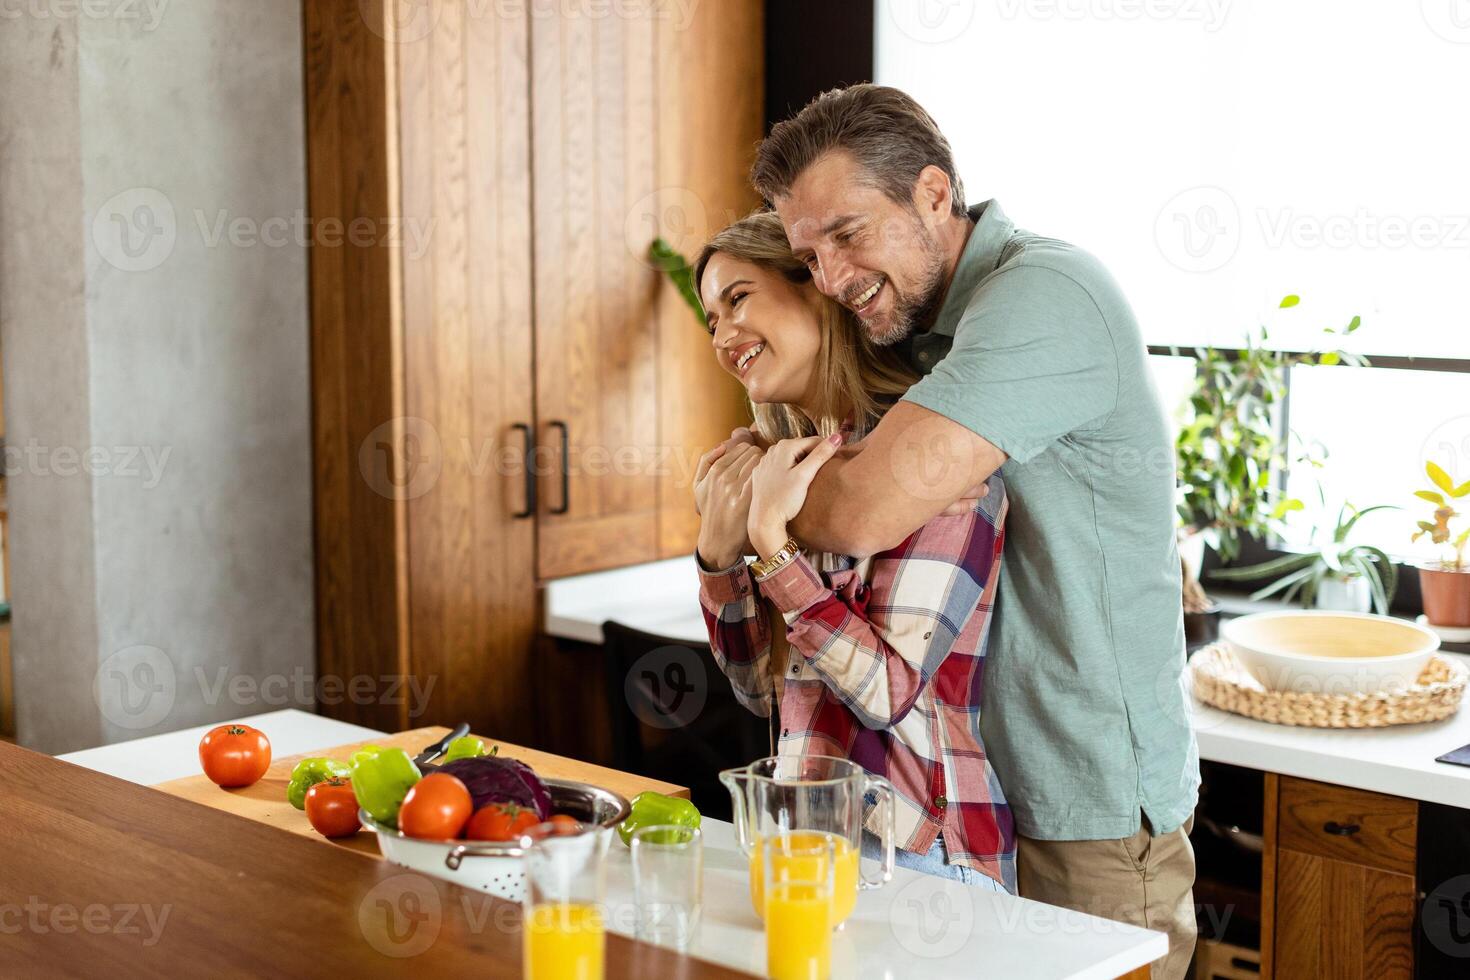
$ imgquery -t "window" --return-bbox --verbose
[877,0,1470,559]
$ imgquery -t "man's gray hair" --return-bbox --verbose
[752,84,966,218]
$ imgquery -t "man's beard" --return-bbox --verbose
[862,229,947,348]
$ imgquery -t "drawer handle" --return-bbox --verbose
[1323,821,1360,836]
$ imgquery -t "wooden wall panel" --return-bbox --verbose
[397,1,536,740]
[305,0,408,731]
[531,7,662,579]
[655,0,766,559]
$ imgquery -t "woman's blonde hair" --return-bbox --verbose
[692,211,918,442]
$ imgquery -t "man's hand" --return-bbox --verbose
[692,442,763,569]
[939,479,992,516]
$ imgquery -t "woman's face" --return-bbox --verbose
[700,252,823,406]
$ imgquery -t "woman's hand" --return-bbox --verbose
[748,434,843,557]
[693,441,764,569]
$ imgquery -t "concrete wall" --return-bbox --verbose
[0,1,314,753]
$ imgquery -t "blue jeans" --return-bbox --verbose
[862,833,1009,893]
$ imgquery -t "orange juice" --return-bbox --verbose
[523,902,604,980]
[749,832,858,925]
[765,881,832,980]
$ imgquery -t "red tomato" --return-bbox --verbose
[464,802,540,842]
[397,773,473,840]
[305,778,361,838]
[198,724,271,788]
[548,814,581,835]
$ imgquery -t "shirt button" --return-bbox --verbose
[791,665,800,674]
[934,795,948,808]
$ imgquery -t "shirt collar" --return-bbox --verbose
[929,199,1014,339]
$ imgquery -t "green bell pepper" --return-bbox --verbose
[286,757,350,810]
[616,791,701,846]
[350,747,421,827]
[443,736,494,762]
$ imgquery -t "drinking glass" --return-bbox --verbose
[630,824,703,951]
[763,832,836,980]
[521,822,611,980]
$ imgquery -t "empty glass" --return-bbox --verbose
[629,824,703,951]
[520,822,611,980]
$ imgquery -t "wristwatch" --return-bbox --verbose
[751,537,802,578]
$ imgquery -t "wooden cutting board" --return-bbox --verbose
[155,725,687,855]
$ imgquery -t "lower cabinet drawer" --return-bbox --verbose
[1277,776,1417,876]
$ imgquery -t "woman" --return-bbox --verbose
[690,211,1015,893]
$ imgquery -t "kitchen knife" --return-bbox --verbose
[413,722,471,769]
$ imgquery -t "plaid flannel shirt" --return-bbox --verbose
[698,475,1015,892]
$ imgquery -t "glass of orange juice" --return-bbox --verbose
[763,833,836,980]
[749,831,859,927]
[521,822,610,980]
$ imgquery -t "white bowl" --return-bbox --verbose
[361,778,629,902]
[1221,611,1440,695]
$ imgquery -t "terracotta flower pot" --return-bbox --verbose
[1420,565,1470,628]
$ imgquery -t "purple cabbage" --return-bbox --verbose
[435,756,552,820]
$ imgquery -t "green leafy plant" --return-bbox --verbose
[1211,500,1399,614]
[648,238,704,324]
[1413,460,1470,571]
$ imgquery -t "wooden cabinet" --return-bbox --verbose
[1262,774,1416,980]
[305,0,757,736]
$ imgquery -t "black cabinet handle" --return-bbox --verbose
[1323,821,1360,836]
[549,420,570,515]
[511,423,535,519]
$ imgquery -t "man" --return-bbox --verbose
[745,84,1200,978]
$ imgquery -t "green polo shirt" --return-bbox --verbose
[902,200,1199,841]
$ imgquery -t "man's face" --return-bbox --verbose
[775,150,948,346]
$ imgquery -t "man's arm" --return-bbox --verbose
[789,401,1007,556]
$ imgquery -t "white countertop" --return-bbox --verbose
[544,558,1470,809]
[57,709,1167,979]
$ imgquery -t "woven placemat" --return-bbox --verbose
[1189,642,1467,728]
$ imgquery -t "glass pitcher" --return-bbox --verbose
[720,755,895,926]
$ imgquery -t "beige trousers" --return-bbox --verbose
[1017,815,1197,980]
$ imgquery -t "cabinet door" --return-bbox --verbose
[395,1,538,739]
[1274,846,1414,980]
[530,8,661,578]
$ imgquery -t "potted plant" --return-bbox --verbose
[1413,460,1470,627]
[1172,295,1364,640]
[1210,501,1398,614]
